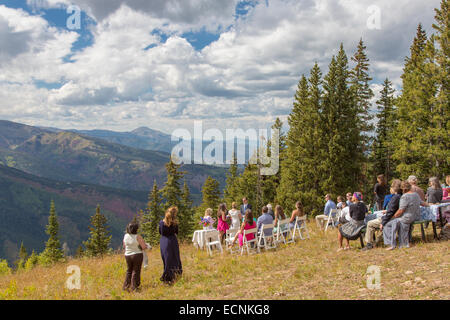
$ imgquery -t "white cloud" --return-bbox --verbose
[0,0,442,134]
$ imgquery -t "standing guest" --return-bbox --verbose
[346,193,353,206]
[240,197,252,216]
[159,207,182,284]
[443,175,450,201]
[316,194,337,230]
[426,177,443,204]
[257,206,274,236]
[217,203,230,243]
[374,174,387,211]
[228,209,257,248]
[227,202,242,230]
[123,222,148,292]
[383,181,429,250]
[267,204,275,219]
[337,196,346,210]
[363,179,402,251]
[289,201,305,230]
[337,192,367,252]
[408,175,426,201]
[273,205,287,234]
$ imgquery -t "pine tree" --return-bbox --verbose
[161,158,185,211]
[237,161,261,216]
[75,245,85,258]
[15,242,28,270]
[141,181,163,246]
[223,153,240,205]
[196,176,222,222]
[179,181,195,240]
[83,205,112,257]
[372,78,396,182]
[24,251,38,270]
[322,45,360,196]
[392,21,449,181]
[350,39,375,194]
[40,200,64,264]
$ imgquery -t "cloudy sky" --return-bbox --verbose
[0,0,441,135]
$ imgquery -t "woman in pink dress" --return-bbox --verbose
[216,203,229,243]
[228,209,257,248]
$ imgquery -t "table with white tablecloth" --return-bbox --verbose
[192,229,220,250]
[420,203,450,223]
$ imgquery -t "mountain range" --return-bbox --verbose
[0,119,229,264]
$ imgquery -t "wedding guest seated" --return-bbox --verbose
[426,177,443,204]
[408,175,425,201]
[273,205,287,234]
[338,201,350,225]
[363,179,402,251]
[383,193,394,210]
[267,203,275,219]
[316,194,337,230]
[228,209,257,249]
[346,193,353,206]
[257,206,274,237]
[337,192,367,252]
[337,196,345,210]
[289,201,305,230]
[443,175,450,201]
[383,181,429,250]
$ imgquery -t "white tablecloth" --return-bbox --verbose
[420,204,450,222]
[192,229,220,249]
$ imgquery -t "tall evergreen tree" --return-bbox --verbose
[196,176,222,222]
[83,205,112,257]
[372,78,396,182]
[15,242,28,270]
[350,39,375,194]
[141,180,163,246]
[392,21,449,181]
[40,200,64,264]
[223,153,240,205]
[322,45,360,196]
[161,158,185,210]
[179,181,195,240]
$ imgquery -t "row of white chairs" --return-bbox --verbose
[219,216,310,256]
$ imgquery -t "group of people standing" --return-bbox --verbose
[122,207,182,292]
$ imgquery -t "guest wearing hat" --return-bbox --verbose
[337,192,368,251]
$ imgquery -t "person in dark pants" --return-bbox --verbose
[159,206,183,285]
[123,223,148,292]
[374,174,387,211]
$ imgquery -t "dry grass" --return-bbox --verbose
[0,222,448,300]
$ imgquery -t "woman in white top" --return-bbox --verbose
[123,223,148,292]
[227,202,242,230]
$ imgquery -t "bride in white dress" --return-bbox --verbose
[227,202,242,230]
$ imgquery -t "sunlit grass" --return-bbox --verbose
[0,222,448,300]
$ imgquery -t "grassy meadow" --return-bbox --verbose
[0,222,448,300]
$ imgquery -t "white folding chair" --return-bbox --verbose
[258,224,277,251]
[225,228,239,254]
[292,216,310,240]
[325,209,339,232]
[275,219,294,245]
[205,230,223,256]
[241,228,260,255]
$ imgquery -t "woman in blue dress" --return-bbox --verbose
[159,206,182,284]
